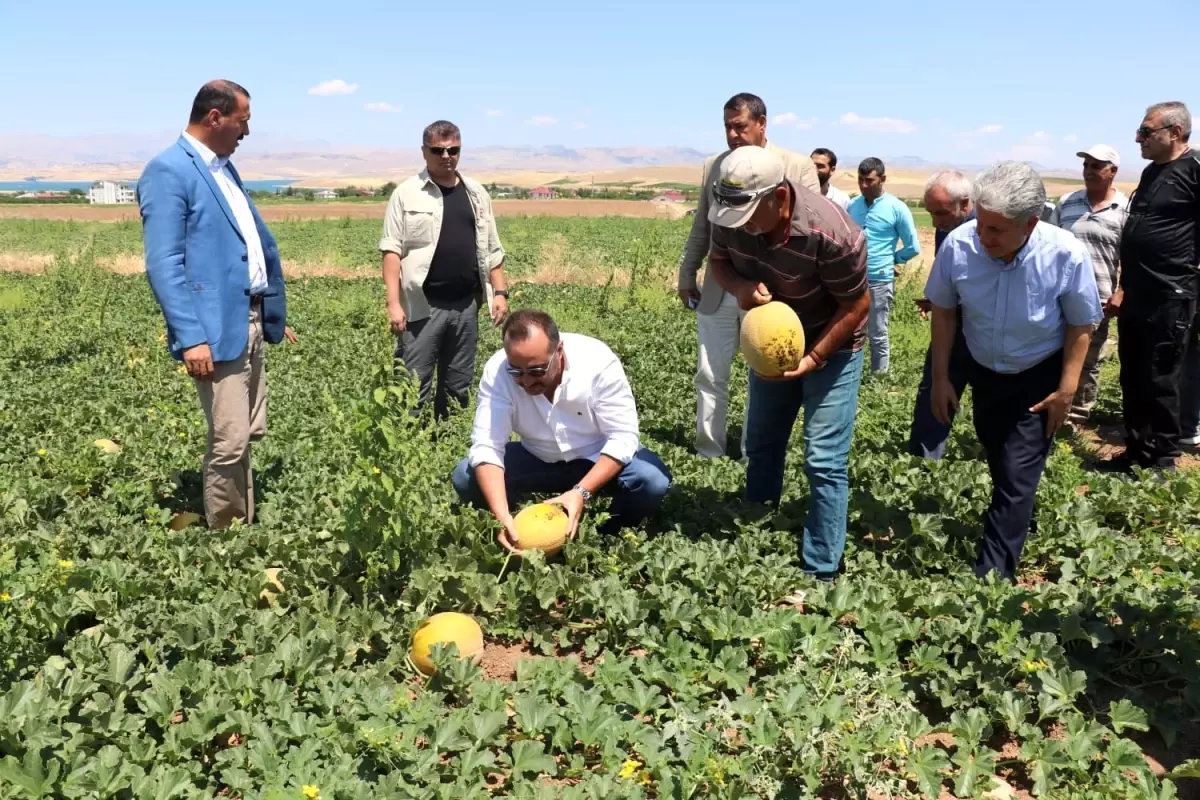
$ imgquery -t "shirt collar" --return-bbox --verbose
[182,131,226,170]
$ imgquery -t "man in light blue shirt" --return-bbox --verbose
[847,157,920,374]
[925,161,1101,582]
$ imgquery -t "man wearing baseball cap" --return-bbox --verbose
[1046,144,1129,431]
[706,145,870,586]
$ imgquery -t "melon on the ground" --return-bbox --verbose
[740,301,805,377]
[512,503,570,554]
[410,612,485,675]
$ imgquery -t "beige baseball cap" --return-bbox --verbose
[1076,144,1120,167]
[708,145,786,228]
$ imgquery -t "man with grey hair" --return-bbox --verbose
[380,120,510,420]
[908,169,975,459]
[926,161,1101,581]
[1103,101,1199,472]
[1046,145,1129,431]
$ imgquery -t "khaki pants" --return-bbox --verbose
[695,289,749,459]
[194,301,267,529]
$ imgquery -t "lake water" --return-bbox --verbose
[0,180,298,192]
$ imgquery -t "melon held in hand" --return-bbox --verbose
[512,502,570,555]
[740,301,805,377]
[409,612,485,675]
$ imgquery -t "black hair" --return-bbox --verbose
[811,147,837,167]
[503,309,560,349]
[723,93,766,120]
[858,157,886,177]
[189,80,250,124]
[423,120,461,145]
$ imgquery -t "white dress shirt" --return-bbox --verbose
[182,131,268,295]
[823,184,851,210]
[468,332,641,469]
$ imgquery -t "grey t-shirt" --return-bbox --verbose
[1048,189,1130,301]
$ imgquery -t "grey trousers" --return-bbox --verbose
[1067,317,1111,424]
[395,299,479,420]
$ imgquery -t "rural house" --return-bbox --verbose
[650,189,687,203]
[529,187,558,200]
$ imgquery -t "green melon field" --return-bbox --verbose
[1,217,1199,799]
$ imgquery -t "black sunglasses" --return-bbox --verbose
[428,146,461,156]
[1136,125,1171,138]
[711,179,778,207]
[505,350,559,379]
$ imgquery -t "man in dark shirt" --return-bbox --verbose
[707,145,870,585]
[380,120,510,420]
[1103,101,1199,471]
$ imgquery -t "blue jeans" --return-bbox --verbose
[745,348,865,579]
[867,281,894,374]
[451,442,672,533]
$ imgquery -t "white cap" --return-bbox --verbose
[1076,144,1120,167]
[708,145,786,228]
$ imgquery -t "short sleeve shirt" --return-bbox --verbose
[710,182,869,352]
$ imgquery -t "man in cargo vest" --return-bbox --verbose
[451,309,672,552]
[705,145,870,587]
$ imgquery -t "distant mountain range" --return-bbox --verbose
[0,132,1069,182]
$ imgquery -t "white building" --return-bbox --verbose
[88,180,136,205]
[313,189,338,199]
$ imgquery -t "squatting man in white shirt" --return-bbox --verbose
[451,309,672,552]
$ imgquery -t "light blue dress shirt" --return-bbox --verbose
[847,192,921,283]
[924,220,1103,374]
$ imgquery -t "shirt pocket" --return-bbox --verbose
[403,208,436,248]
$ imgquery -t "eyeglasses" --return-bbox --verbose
[505,350,558,379]
[1136,125,1170,138]
[711,179,778,207]
[427,146,461,156]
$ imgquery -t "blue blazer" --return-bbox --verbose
[137,135,287,363]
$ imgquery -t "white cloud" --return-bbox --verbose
[772,112,817,130]
[308,79,358,96]
[525,115,559,126]
[572,121,587,129]
[839,112,917,134]
[485,109,505,117]
[953,123,1003,140]
[1063,133,1079,143]
[364,102,401,113]
[977,124,1003,134]
[1009,131,1056,161]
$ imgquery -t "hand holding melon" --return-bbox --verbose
[740,301,808,380]
[499,502,571,555]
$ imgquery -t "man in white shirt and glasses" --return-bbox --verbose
[451,309,672,552]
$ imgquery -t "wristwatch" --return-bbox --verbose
[494,290,509,298]
[572,484,592,502]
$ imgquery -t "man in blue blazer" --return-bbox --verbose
[138,79,296,529]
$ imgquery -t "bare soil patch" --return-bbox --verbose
[0,198,693,223]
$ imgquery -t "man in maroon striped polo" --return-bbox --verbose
[706,145,870,584]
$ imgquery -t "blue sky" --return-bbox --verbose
[3,0,1199,169]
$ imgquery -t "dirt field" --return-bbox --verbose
[0,199,694,223]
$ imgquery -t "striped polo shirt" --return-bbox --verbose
[1048,189,1129,301]
[710,182,869,352]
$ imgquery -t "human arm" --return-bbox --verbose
[482,192,510,326]
[677,160,712,305]
[892,202,921,266]
[1031,249,1105,435]
[466,360,520,548]
[924,244,962,424]
[138,160,213,378]
[708,226,772,309]
[548,358,640,533]
[379,190,407,334]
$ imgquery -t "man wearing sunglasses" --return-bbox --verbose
[1101,101,1199,473]
[706,145,869,585]
[451,309,672,552]
[379,120,510,421]
[676,93,820,462]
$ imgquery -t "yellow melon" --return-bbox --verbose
[512,503,570,555]
[740,302,805,377]
[410,612,484,675]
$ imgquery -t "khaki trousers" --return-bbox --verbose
[695,289,749,460]
[194,301,267,529]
